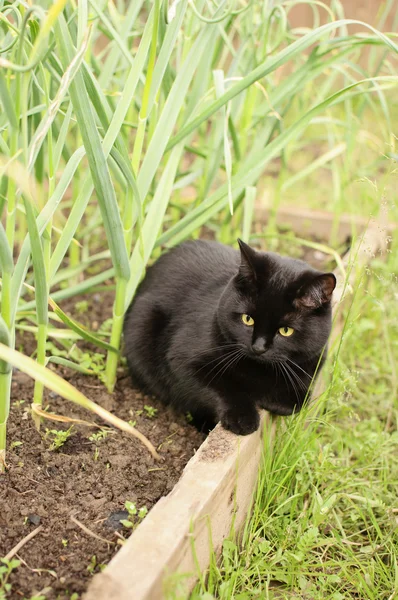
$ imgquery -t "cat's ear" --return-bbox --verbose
[237,239,257,285]
[294,273,336,309]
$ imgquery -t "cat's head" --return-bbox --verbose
[217,239,336,366]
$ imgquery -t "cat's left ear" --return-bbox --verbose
[295,273,336,309]
[237,239,257,285]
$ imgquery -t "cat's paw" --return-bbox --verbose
[221,409,260,436]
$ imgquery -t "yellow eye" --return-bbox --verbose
[241,314,254,326]
[279,326,294,337]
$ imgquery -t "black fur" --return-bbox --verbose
[123,240,336,435]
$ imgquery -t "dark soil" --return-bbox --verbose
[0,286,205,600]
[0,372,204,599]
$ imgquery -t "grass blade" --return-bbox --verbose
[48,298,118,353]
[125,145,184,308]
[242,186,256,243]
[55,14,130,281]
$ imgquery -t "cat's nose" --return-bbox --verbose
[252,338,267,355]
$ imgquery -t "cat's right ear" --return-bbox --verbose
[237,239,257,285]
[294,273,336,309]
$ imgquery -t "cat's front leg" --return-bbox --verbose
[220,403,260,436]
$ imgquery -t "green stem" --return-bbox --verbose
[147,94,159,143]
[1,272,12,330]
[0,369,11,472]
[6,142,18,252]
[105,0,160,392]
[131,116,147,174]
[33,323,47,429]
[0,270,12,470]
[68,139,81,286]
[33,71,53,426]
[5,29,22,251]
[240,84,256,157]
[122,188,134,253]
[105,277,127,392]
[0,68,15,470]
[131,0,160,172]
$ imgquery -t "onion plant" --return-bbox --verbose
[0,0,397,469]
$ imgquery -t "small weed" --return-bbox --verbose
[98,318,113,334]
[61,539,68,548]
[127,405,159,423]
[45,340,69,358]
[45,427,74,451]
[75,300,89,314]
[138,506,148,519]
[0,557,20,599]
[45,341,106,380]
[87,554,97,575]
[87,555,96,574]
[120,501,148,530]
[12,400,25,407]
[144,405,157,419]
[76,351,106,381]
[89,430,109,443]
[87,555,106,575]
[128,419,137,428]
[186,412,193,423]
[89,430,109,462]
[10,441,23,449]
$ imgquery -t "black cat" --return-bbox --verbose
[123,239,336,435]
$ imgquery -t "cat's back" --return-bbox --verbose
[136,240,238,300]
[123,240,238,400]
